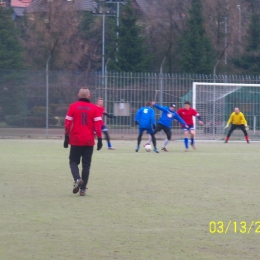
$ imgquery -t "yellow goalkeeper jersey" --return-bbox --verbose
[227,112,247,125]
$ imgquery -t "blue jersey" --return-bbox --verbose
[154,104,187,128]
[135,106,155,128]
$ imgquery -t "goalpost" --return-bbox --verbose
[191,82,260,140]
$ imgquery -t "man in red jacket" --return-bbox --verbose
[96,97,116,150]
[64,87,103,196]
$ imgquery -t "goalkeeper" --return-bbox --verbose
[224,107,249,143]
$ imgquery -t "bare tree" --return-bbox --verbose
[142,0,189,73]
[19,0,101,73]
[202,0,257,73]
[143,0,258,73]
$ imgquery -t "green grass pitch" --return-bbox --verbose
[1,139,260,260]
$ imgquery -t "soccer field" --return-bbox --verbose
[1,139,260,260]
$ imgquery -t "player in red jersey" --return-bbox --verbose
[64,87,103,196]
[177,101,203,151]
[96,97,116,150]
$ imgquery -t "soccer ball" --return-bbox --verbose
[144,144,152,152]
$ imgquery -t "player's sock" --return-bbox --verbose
[190,138,194,145]
[108,142,112,148]
[144,136,152,147]
[137,134,142,147]
[151,134,157,148]
[184,138,189,149]
[162,138,169,148]
[245,135,249,142]
[135,145,140,152]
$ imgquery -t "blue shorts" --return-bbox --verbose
[139,127,154,135]
[102,125,108,132]
[182,125,194,132]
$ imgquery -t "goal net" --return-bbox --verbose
[181,82,260,140]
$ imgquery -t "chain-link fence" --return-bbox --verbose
[1,69,260,140]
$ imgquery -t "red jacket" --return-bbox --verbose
[97,106,105,125]
[177,108,199,126]
[64,99,102,146]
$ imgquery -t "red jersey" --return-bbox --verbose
[177,108,200,126]
[64,99,102,146]
[97,106,105,125]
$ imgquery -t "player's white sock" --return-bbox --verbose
[148,135,152,144]
[162,138,169,148]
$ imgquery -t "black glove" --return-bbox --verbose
[104,113,116,119]
[153,124,156,130]
[135,121,139,125]
[97,138,103,151]
[63,135,69,148]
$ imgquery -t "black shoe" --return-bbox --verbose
[224,140,228,143]
[73,179,84,194]
[247,141,250,144]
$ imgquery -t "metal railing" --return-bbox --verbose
[1,69,260,140]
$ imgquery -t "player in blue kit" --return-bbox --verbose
[145,102,188,152]
[135,101,159,153]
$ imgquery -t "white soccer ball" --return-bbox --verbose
[144,144,152,152]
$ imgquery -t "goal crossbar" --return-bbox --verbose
[192,82,260,110]
[193,82,260,87]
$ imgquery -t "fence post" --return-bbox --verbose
[159,72,163,105]
[253,116,256,135]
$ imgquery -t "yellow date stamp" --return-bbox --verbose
[209,221,260,234]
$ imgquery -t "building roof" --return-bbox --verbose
[79,0,96,11]
[11,0,32,8]
[12,0,149,17]
[25,0,97,13]
[135,0,149,12]
[13,6,26,16]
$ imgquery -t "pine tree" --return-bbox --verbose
[233,14,260,75]
[0,7,24,69]
[110,2,150,72]
[177,0,215,74]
